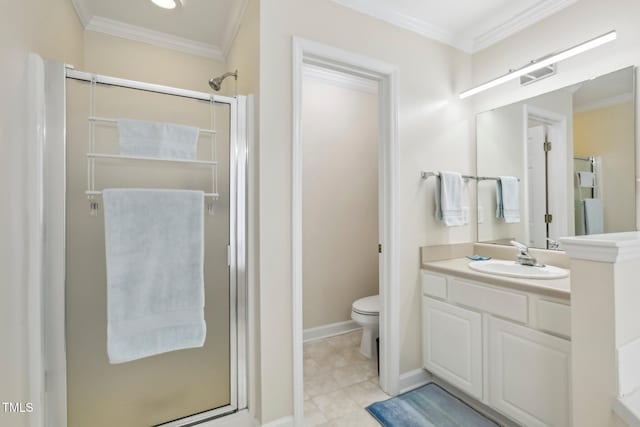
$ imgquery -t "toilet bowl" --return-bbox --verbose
[351,295,380,359]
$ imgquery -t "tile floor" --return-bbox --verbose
[303,330,388,426]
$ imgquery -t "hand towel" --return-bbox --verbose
[575,200,586,236]
[117,119,200,160]
[435,172,465,227]
[577,171,595,188]
[496,176,520,224]
[103,189,206,364]
[584,198,604,235]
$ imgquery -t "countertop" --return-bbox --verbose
[422,257,571,299]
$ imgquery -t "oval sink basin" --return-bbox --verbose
[468,259,569,280]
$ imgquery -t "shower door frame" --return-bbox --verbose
[42,61,248,427]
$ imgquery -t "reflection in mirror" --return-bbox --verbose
[477,67,636,250]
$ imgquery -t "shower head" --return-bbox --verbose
[209,70,238,92]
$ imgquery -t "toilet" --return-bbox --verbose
[351,295,380,359]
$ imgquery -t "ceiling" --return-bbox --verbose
[332,0,579,53]
[572,67,634,112]
[71,0,578,61]
[71,0,248,60]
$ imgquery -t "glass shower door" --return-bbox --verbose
[64,78,240,427]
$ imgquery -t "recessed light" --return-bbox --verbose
[150,0,180,9]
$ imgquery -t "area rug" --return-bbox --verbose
[366,383,499,426]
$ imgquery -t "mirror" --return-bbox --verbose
[476,67,636,249]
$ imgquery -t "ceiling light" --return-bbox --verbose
[459,30,617,99]
[150,0,181,9]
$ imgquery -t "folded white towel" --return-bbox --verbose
[496,176,520,224]
[577,171,595,188]
[103,189,206,364]
[584,198,604,235]
[117,119,200,160]
[435,172,465,227]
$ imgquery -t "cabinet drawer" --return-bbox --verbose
[449,279,528,323]
[536,299,571,338]
[421,272,447,300]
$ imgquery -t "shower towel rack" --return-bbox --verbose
[88,116,217,135]
[84,75,221,216]
[421,171,520,182]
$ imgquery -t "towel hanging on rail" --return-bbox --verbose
[103,188,206,363]
[496,176,520,223]
[435,171,465,227]
[117,119,200,160]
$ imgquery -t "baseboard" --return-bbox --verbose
[261,415,294,427]
[399,368,432,393]
[197,410,258,427]
[303,320,361,343]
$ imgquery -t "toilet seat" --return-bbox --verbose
[352,295,380,316]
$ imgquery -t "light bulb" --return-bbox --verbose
[150,0,178,9]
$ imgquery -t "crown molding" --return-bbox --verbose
[332,0,578,54]
[221,0,248,58]
[86,16,224,61]
[303,64,378,94]
[331,0,469,52]
[471,0,579,52]
[560,232,640,263]
[574,92,633,113]
[70,0,92,27]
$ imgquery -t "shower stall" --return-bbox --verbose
[42,61,248,427]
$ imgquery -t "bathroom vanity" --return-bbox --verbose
[421,258,571,427]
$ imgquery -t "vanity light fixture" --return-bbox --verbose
[459,30,617,99]
[150,0,182,9]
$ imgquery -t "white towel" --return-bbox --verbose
[435,172,465,227]
[103,189,206,364]
[575,200,586,235]
[496,176,520,224]
[577,171,595,188]
[117,119,200,160]
[584,198,604,235]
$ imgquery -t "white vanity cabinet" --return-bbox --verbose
[423,297,483,399]
[421,270,572,427]
[489,316,571,427]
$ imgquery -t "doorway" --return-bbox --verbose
[292,38,400,426]
[525,105,569,249]
[300,63,384,424]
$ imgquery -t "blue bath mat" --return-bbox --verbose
[366,383,499,427]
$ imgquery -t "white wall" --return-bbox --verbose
[470,0,640,229]
[0,1,84,426]
[302,75,379,330]
[258,0,473,421]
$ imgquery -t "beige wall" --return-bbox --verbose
[0,1,83,426]
[574,102,636,233]
[258,0,473,421]
[302,76,379,329]
[470,0,640,229]
[83,32,226,93]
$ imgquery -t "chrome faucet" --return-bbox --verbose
[510,240,542,267]
[547,238,561,250]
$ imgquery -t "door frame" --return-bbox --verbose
[42,61,249,426]
[524,105,570,247]
[291,37,400,426]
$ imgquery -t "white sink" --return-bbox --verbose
[468,259,569,280]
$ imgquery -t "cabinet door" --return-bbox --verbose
[423,297,483,399]
[489,316,571,427]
